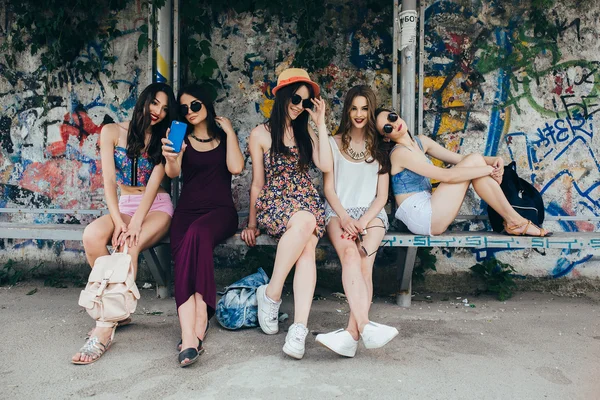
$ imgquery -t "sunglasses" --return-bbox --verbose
[179,100,203,116]
[291,94,314,109]
[356,225,386,257]
[382,112,399,134]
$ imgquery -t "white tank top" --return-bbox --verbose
[327,135,380,210]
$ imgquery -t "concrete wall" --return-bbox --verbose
[1,0,599,287]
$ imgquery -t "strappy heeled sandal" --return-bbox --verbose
[178,339,204,368]
[177,320,210,351]
[72,322,117,365]
[503,220,552,237]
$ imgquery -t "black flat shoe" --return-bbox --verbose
[178,340,204,368]
[178,347,199,368]
[177,320,210,351]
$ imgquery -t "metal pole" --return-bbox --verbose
[147,2,154,84]
[156,0,172,83]
[418,0,425,136]
[171,0,181,209]
[400,0,417,134]
[173,0,180,93]
[392,0,400,111]
[155,0,174,298]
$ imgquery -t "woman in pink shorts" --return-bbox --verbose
[72,83,177,365]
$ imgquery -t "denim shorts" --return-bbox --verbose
[394,191,432,236]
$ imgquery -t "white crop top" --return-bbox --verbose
[326,135,380,210]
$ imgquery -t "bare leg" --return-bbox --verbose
[178,295,198,364]
[343,218,386,340]
[430,154,482,234]
[328,220,369,340]
[82,214,129,267]
[265,211,317,302]
[73,211,171,363]
[431,153,543,235]
[194,293,209,340]
[291,234,319,326]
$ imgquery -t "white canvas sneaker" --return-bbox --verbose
[283,323,309,359]
[256,285,281,335]
[315,329,358,357]
[360,321,399,349]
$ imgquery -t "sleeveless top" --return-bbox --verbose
[326,136,380,209]
[176,137,235,212]
[114,147,154,186]
[391,136,433,195]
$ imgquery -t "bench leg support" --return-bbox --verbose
[142,246,170,299]
[396,247,417,308]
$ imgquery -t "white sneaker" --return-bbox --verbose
[283,323,309,359]
[315,329,358,357]
[360,322,399,349]
[256,285,281,335]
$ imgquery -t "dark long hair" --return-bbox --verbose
[267,82,314,171]
[126,82,176,165]
[375,107,414,142]
[338,86,390,174]
[177,84,225,141]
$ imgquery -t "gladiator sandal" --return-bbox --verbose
[72,322,117,365]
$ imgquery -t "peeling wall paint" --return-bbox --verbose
[1,0,599,284]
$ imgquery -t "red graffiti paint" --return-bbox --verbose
[60,111,103,147]
[19,160,69,198]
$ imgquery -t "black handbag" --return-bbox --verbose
[487,161,545,233]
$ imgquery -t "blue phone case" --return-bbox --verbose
[169,121,187,153]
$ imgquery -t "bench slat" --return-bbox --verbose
[0,223,598,249]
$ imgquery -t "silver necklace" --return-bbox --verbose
[346,141,366,161]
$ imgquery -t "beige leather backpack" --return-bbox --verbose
[78,245,140,322]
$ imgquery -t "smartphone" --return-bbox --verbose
[168,121,187,153]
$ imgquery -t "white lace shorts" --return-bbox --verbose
[394,191,432,236]
[324,203,389,231]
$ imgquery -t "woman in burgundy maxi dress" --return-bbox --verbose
[171,135,238,319]
[163,84,244,367]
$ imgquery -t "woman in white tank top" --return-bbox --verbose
[316,86,399,357]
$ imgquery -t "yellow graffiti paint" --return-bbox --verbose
[260,98,274,118]
[157,52,170,82]
[424,76,445,91]
[438,114,465,136]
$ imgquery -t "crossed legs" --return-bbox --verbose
[430,154,545,235]
[327,217,385,340]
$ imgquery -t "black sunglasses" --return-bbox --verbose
[180,100,203,116]
[291,94,313,109]
[382,112,399,134]
[356,225,386,257]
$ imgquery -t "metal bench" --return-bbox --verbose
[0,209,172,298]
[1,209,598,307]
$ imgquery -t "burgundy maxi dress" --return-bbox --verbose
[171,136,238,318]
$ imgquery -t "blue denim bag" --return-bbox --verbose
[216,268,270,330]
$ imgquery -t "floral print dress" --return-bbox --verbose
[256,147,325,239]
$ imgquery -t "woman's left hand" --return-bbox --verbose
[122,219,142,248]
[491,157,504,184]
[306,97,327,129]
[215,116,236,136]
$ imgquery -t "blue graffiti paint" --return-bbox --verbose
[552,253,593,278]
[484,29,511,156]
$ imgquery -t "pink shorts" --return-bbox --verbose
[118,193,174,217]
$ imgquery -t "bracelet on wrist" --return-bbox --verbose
[247,225,257,229]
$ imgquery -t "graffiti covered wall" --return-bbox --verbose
[420,0,600,279]
[1,0,599,284]
[0,1,148,264]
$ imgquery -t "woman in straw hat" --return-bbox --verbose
[241,68,333,359]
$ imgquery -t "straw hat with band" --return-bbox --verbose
[272,68,320,98]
